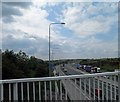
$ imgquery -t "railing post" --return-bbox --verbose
[0,83,3,101]
[13,83,18,101]
[93,78,95,100]
[79,79,81,100]
[118,71,120,102]
[9,84,11,100]
[21,83,23,101]
[60,80,62,100]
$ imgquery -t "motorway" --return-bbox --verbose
[62,64,118,86]
[63,64,85,75]
[56,64,119,100]
[56,65,89,100]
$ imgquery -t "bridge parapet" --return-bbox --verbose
[0,70,119,101]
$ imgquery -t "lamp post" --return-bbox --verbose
[49,22,65,76]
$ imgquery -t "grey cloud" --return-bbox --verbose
[2,3,23,23]
[2,4,23,17]
[2,2,32,23]
[2,34,49,59]
[3,16,15,23]
[3,2,32,9]
[2,35,33,50]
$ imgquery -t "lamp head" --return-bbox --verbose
[61,22,65,24]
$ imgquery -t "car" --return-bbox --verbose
[62,66,64,68]
[85,66,91,72]
[92,67,101,73]
[63,68,67,72]
[95,88,102,97]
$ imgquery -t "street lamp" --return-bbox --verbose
[49,22,65,76]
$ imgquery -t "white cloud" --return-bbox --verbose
[2,2,69,59]
[61,2,118,38]
[2,2,118,59]
[58,36,118,59]
[32,0,60,9]
[2,2,50,59]
[11,6,50,39]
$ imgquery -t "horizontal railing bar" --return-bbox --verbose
[0,71,119,84]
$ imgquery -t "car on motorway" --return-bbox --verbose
[85,66,92,72]
[61,66,65,70]
[82,65,86,70]
[91,67,101,73]
[95,88,102,98]
[61,66,67,72]
[63,68,67,72]
[76,64,82,69]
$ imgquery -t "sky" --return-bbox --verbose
[1,1,119,60]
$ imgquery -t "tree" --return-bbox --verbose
[2,49,49,79]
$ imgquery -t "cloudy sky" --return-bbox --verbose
[1,1,119,60]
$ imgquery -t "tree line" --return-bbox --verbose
[2,50,49,80]
[79,58,119,72]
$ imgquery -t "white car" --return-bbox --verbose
[63,68,67,72]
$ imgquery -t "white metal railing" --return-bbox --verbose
[0,71,119,101]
